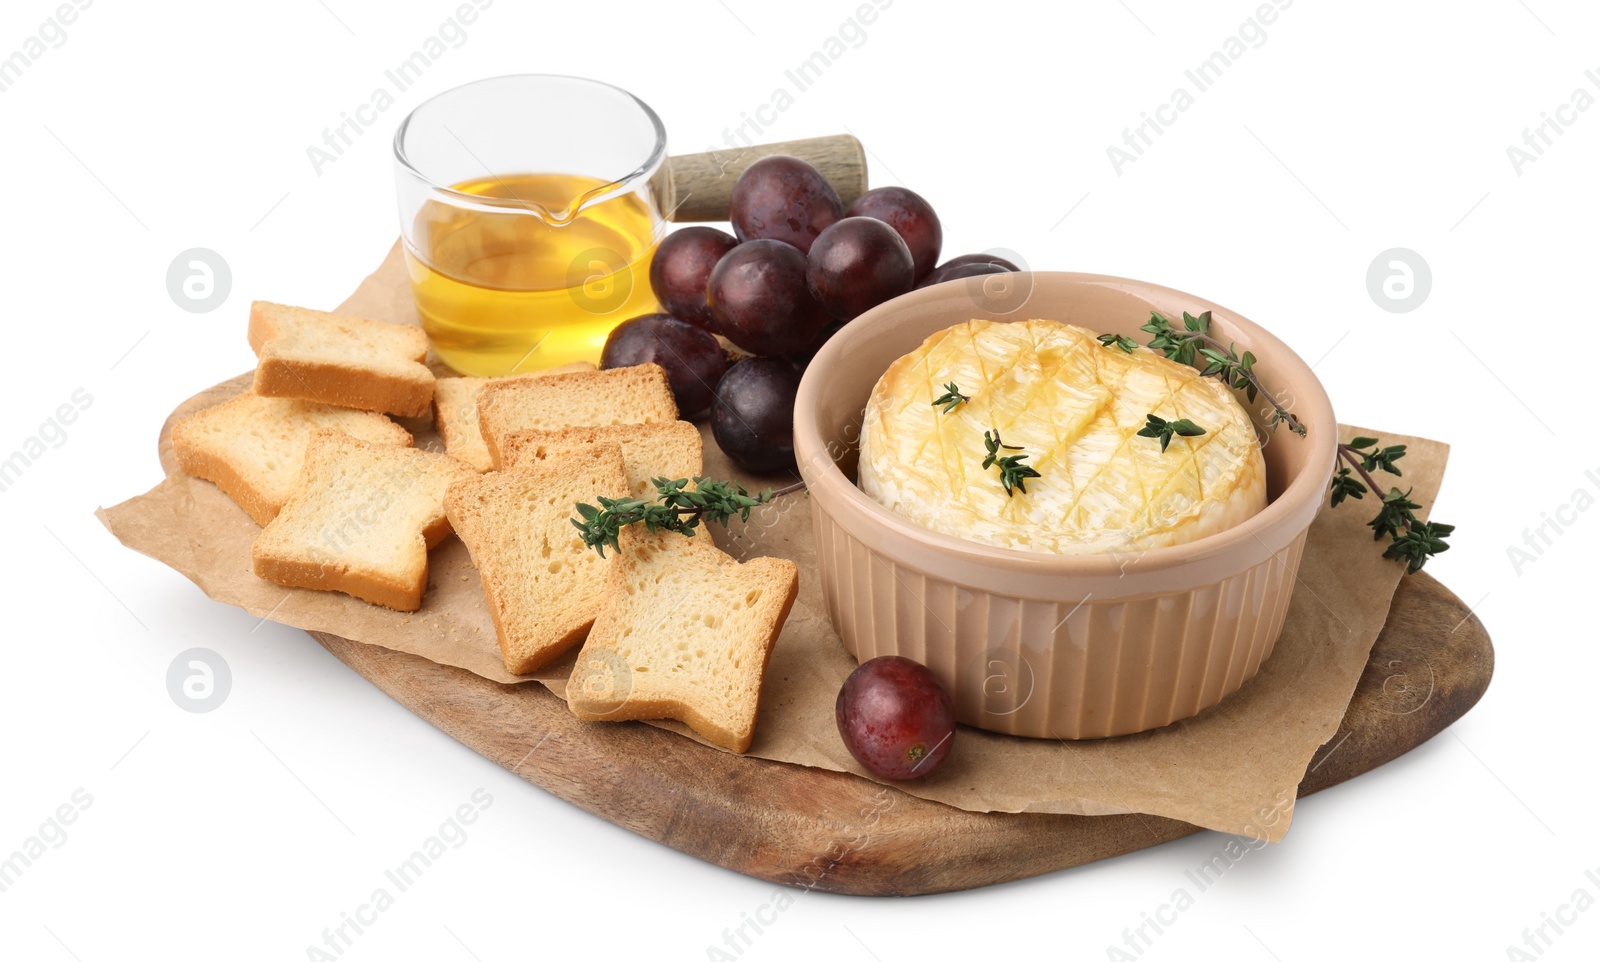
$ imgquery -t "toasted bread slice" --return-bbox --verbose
[172,392,413,525]
[444,445,631,674]
[565,527,799,753]
[251,432,473,611]
[248,301,435,417]
[433,362,595,472]
[499,421,703,500]
[476,364,678,469]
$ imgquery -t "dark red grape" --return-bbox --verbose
[845,186,943,280]
[711,357,800,473]
[918,252,1022,289]
[648,226,737,330]
[706,239,830,356]
[805,217,915,321]
[915,260,1010,289]
[600,313,727,417]
[728,155,842,254]
[788,319,846,366]
[941,252,1021,272]
[835,656,955,781]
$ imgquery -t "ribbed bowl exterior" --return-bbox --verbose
[793,272,1338,740]
[812,499,1310,738]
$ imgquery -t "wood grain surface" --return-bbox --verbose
[307,570,1490,897]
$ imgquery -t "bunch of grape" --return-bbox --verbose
[600,155,1020,474]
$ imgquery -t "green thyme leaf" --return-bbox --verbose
[1097,332,1140,354]
[981,428,1041,496]
[932,382,971,414]
[1136,413,1208,452]
[572,477,803,558]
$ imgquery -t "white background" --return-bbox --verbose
[3,0,1593,958]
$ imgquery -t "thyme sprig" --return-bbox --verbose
[932,381,970,414]
[1329,437,1453,573]
[573,476,806,558]
[1140,310,1307,437]
[1137,414,1207,452]
[1096,332,1140,353]
[981,429,1041,496]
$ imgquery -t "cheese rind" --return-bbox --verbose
[858,319,1267,555]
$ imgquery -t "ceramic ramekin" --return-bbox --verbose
[793,272,1338,739]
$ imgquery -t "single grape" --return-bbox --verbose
[939,252,1022,273]
[600,313,727,417]
[918,252,1022,288]
[788,319,847,367]
[707,239,830,356]
[914,260,1010,289]
[845,186,943,281]
[728,155,843,254]
[711,357,800,473]
[835,656,955,781]
[805,217,915,321]
[648,226,737,330]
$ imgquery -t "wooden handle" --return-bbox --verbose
[655,134,868,223]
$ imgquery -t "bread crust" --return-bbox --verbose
[170,392,412,526]
[477,363,678,469]
[251,551,424,612]
[444,445,631,674]
[250,431,471,612]
[173,435,278,526]
[254,356,433,419]
[565,528,800,753]
[433,363,596,473]
[499,421,703,499]
[248,301,434,417]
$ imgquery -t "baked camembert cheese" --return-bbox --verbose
[858,318,1267,554]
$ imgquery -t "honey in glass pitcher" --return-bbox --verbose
[394,77,668,376]
[404,173,660,374]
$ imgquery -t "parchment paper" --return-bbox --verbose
[98,244,1450,841]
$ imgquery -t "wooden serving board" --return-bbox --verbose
[308,571,1490,896]
[143,374,1491,895]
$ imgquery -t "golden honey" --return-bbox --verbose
[404,173,660,376]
